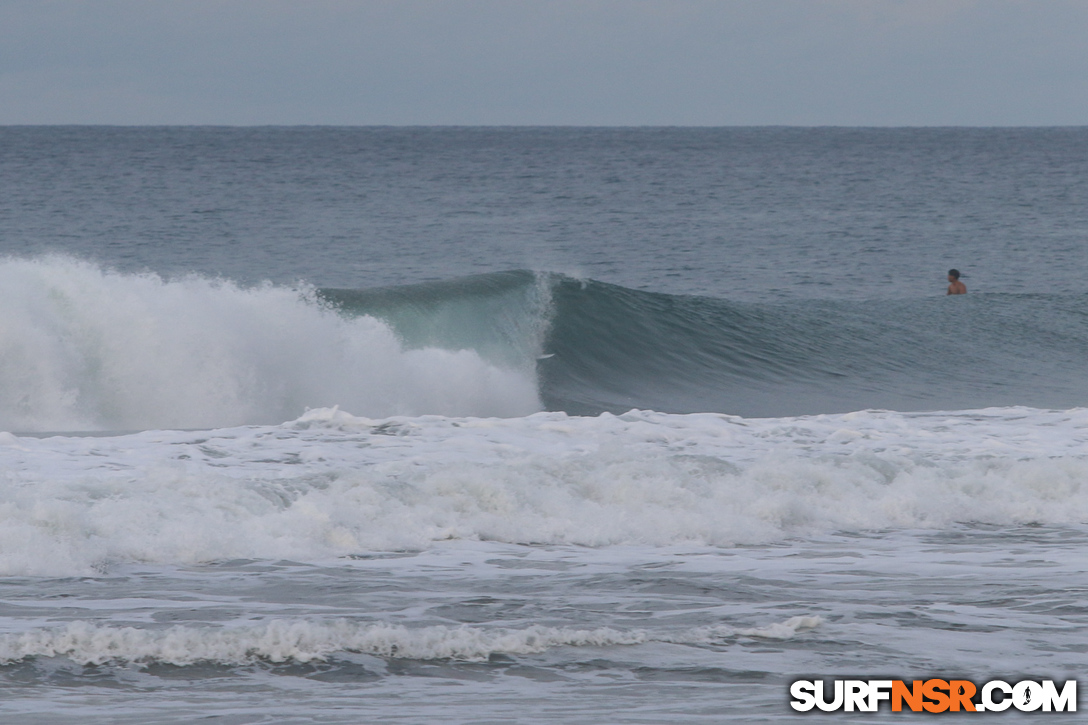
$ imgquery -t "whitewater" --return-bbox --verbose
[3,402,1088,577]
[0,257,540,432]
[2,126,1087,723]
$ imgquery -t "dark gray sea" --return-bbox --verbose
[0,127,1085,722]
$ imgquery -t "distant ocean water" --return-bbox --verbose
[1,127,1086,723]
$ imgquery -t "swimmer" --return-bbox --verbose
[947,269,966,295]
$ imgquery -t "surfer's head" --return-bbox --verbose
[947,269,960,280]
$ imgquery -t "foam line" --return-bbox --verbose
[0,616,822,666]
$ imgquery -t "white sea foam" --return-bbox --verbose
[0,406,1086,576]
[0,256,539,431]
[0,616,822,666]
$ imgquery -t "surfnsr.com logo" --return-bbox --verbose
[790,679,1076,713]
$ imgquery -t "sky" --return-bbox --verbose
[1,0,1087,126]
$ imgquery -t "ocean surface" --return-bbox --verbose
[0,127,1086,722]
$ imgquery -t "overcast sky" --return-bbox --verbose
[2,0,1087,126]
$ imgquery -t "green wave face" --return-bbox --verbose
[322,272,1088,417]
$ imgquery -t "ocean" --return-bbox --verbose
[0,127,1086,722]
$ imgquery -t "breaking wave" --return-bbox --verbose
[2,255,1087,432]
